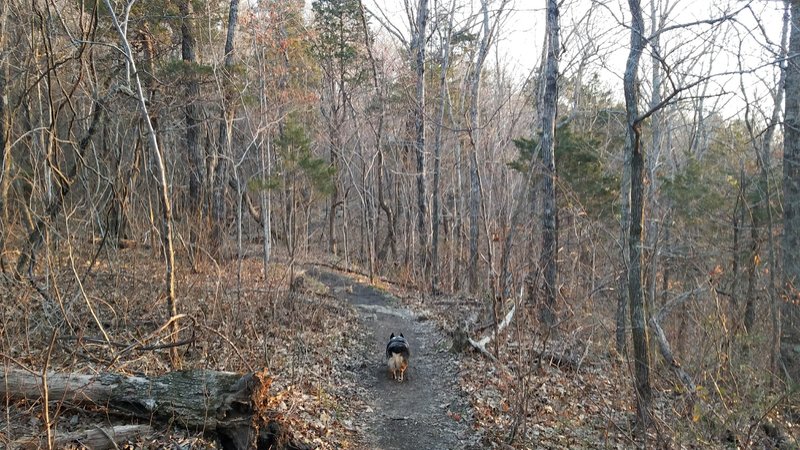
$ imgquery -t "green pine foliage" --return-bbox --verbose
[662,156,727,225]
[510,127,619,219]
[660,120,771,228]
[249,118,335,198]
[275,120,336,197]
[310,0,369,85]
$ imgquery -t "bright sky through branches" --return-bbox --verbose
[359,0,787,120]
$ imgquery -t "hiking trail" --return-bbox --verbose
[309,268,478,450]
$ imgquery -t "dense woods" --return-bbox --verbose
[2,0,800,448]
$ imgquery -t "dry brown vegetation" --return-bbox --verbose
[1,237,799,449]
[1,0,800,448]
[389,275,800,449]
[1,244,367,448]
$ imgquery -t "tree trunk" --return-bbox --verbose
[782,0,800,382]
[328,72,345,257]
[745,212,757,333]
[261,136,272,273]
[538,0,560,327]
[646,0,664,343]
[731,167,743,329]
[14,425,154,450]
[413,0,428,253]
[0,0,10,273]
[431,0,456,294]
[211,0,240,256]
[104,3,180,367]
[467,0,492,293]
[624,0,652,428]
[649,316,696,395]
[615,149,632,356]
[180,0,203,257]
[1,368,294,450]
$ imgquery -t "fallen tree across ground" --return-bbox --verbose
[1,367,307,450]
[12,425,154,450]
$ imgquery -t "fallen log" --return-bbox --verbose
[448,304,516,361]
[649,316,696,395]
[467,304,516,361]
[13,425,153,450]
[535,350,580,371]
[649,288,699,396]
[1,368,303,450]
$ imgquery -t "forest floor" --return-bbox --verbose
[1,248,798,449]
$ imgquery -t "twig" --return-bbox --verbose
[200,324,254,372]
[42,329,57,450]
[62,334,196,351]
[106,315,192,370]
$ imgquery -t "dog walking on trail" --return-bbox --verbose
[386,333,410,382]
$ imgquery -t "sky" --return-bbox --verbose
[354,0,788,120]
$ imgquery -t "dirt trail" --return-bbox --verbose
[309,268,476,450]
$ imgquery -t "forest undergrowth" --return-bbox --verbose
[0,244,797,449]
[1,244,367,448]
[386,272,799,449]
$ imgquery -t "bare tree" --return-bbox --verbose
[735,1,788,372]
[538,0,560,327]
[782,0,800,382]
[103,0,180,367]
[431,0,457,294]
[467,0,505,292]
[413,0,429,254]
[0,0,9,272]
[623,0,652,429]
[211,0,240,256]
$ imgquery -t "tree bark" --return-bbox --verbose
[538,0,560,327]
[211,0,240,256]
[467,0,492,293]
[14,425,154,450]
[1,368,292,450]
[431,0,456,294]
[782,0,800,382]
[624,0,652,428]
[104,2,180,367]
[179,0,203,255]
[413,0,428,252]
